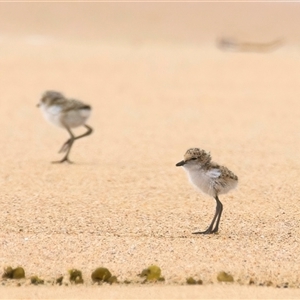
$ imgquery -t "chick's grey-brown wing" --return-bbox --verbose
[219,165,238,181]
[62,99,91,113]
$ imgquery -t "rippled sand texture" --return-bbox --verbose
[0,2,300,299]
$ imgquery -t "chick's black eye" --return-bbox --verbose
[191,158,197,160]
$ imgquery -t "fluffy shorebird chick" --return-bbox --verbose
[176,148,238,234]
[37,91,93,163]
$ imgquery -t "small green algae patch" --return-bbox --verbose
[2,267,13,279]
[186,277,197,285]
[186,277,203,285]
[140,265,163,282]
[91,267,112,283]
[69,269,84,284]
[2,267,25,279]
[56,276,64,285]
[30,276,44,285]
[217,271,234,282]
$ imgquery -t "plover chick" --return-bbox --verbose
[176,148,238,234]
[37,90,93,163]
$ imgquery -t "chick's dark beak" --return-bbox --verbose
[176,160,185,167]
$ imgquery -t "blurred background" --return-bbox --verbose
[0,2,299,163]
[0,3,300,44]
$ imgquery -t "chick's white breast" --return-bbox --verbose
[185,167,237,197]
[40,103,91,128]
[40,104,64,127]
[186,169,217,197]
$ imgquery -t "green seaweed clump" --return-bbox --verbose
[30,276,44,285]
[2,267,13,279]
[69,269,84,284]
[140,265,162,282]
[91,267,112,283]
[265,280,273,287]
[56,276,64,285]
[186,277,196,285]
[217,271,234,283]
[186,277,203,285]
[13,267,25,279]
[2,267,25,279]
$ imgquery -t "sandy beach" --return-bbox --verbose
[0,2,299,299]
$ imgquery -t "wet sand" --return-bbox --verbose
[0,3,299,299]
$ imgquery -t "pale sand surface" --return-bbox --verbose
[1,285,300,300]
[0,3,300,299]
